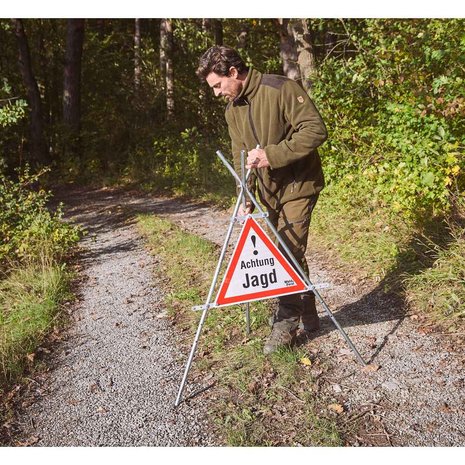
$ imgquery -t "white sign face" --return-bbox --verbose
[215,217,307,306]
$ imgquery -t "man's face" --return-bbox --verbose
[206,68,243,102]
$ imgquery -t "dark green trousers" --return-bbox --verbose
[266,195,319,329]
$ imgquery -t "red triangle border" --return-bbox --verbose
[216,217,307,306]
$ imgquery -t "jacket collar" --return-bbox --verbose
[233,68,262,106]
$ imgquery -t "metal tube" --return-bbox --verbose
[216,150,247,185]
[241,149,251,336]
[175,191,245,406]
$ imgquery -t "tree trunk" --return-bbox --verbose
[277,19,317,92]
[202,18,223,46]
[134,18,141,93]
[212,19,223,45]
[290,19,317,92]
[160,19,174,119]
[237,22,249,49]
[160,20,167,78]
[12,18,48,165]
[277,19,300,81]
[63,18,85,159]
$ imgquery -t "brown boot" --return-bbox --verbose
[301,292,320,332]
[263,320,297,355]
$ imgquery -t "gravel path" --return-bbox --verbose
[9,186,465,446]
[12,188,216,446]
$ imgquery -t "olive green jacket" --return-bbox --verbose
[225,68,327,210]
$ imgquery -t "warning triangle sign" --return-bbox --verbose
[215,217,308,306]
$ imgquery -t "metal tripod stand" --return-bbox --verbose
[174,150,366,407]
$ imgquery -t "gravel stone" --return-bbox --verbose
[133,188,464,447]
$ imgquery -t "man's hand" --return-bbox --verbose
[238,201,253,218]
[246,147,270,169]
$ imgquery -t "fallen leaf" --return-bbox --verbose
[300,357,312,367]
[26,353,36,363]
[16,437,39,447]
[247,381,259,393]
[361,364,380,373]
[328,403,344,414]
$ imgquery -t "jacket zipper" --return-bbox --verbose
[247,102,260,147]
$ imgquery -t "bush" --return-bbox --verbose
[125,128,234,201]
[312,18,465,220]
[0,167,81,268]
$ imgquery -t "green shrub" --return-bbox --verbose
[125,128,234,201]
[0,166,81,268]
[312,19,465,220]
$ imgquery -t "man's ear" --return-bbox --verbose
[228,66,239,78]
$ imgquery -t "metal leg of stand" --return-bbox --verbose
[241,149,251,338]
[175,193,244,407]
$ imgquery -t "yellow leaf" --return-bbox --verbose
[300,357,312,367]
[451,165,461,176]
[328,403,344,414]
[361,363,380,373]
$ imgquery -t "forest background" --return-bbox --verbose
[0,16,464,386]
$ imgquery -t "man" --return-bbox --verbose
[197,46,328,355]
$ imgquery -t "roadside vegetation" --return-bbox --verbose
[307,19,465,329]
[0,168,81,389]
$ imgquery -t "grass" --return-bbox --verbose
[137,214,343,446]
[309,181,465,330]
[309,182,414,281]
[0,262,73,388]
[404,221,465,328]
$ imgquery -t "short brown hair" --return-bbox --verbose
[196,46,248,81]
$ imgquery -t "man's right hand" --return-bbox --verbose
[238,202,252,218]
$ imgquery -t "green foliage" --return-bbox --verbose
[124,128,235,201]
[0,167,81,267]
[0,78,27,171]
[0,80,27,129]
[0,263,72,385]
[311,19,465,219]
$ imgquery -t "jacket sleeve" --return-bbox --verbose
[225,107,257,198]
[265,80,328,170]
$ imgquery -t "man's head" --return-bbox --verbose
[197,46,249,102]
